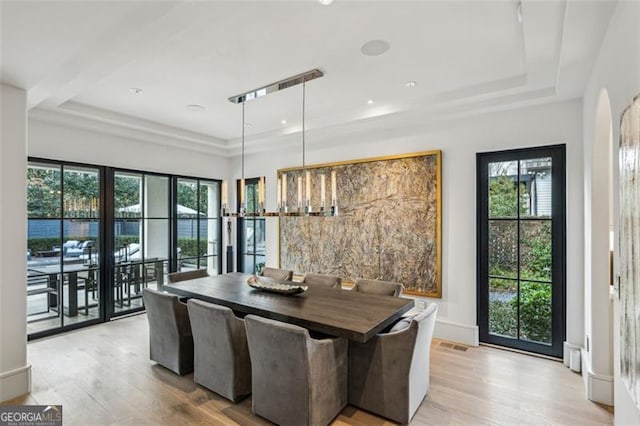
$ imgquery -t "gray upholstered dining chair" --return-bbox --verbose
[260,266,293,281]
[187,299,251,402]
[167,269,208,283]
[302,273,342,289]
[348,303,438,424]
[352,278,404,297]
[142,288,194,375]
[244,315,348,426]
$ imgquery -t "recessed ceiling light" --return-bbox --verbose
[281,119,287,125]
[367,99,374,105]
[405,81,417,88]
[361,40,391,57]
[129,87,143,94]
[316,0,334,5]
[186,104,205,112]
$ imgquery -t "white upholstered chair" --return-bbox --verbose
[348,303,438,424]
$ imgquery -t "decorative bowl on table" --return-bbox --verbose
[246,275,308,295]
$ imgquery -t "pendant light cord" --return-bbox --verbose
[302,81,306,171]
[241,102,245,181]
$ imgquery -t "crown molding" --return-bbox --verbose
[27,82,569,160]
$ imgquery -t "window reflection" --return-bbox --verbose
[238,178,266,274]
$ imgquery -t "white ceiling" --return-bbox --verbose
[0,0,616,155]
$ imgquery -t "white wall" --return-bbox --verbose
[582,88,615,405]
[232,99,584,346]
[582,0,640,422]
[0,84,30,402]
[28,118,229,179]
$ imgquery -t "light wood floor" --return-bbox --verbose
[3,314,613,425]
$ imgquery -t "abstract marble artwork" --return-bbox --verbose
[279,151,442,297]
[619,94,640,410]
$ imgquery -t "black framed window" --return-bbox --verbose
[110,171,172,316]
[27,157,222,339]
[477,145,566,358]
[175,178,222,275]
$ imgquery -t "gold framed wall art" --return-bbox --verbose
[278,150,442,298]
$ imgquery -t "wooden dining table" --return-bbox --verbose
[164,272,414,342]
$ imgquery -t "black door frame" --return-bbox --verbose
[476,144,566,358]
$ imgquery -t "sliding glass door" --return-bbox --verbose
[27,161,102,336]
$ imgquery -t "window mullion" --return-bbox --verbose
[516,161,521,341]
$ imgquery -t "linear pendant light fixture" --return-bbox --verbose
[222,69,337,217]
[228,69,323,104]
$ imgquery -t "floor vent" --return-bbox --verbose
[439,341,468,352]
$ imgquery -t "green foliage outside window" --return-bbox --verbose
[489,283,551,344]
[177,181,198,212]
[113,175,140,213]
[177,238,208,258]
[488,296,517,337]
[28,167,61,217]
[516,282,552,343]
[28,167,101,217]
[489,175,529,218]
[246,184,257,213]
[488,173,552,344]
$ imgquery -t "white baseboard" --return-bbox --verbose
[0,364,31,403]
[434,319,479,346]
[577,347,614,406]
[586,370,614,406]
[563,341,582,368]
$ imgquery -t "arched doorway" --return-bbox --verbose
[586,89,614,405]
